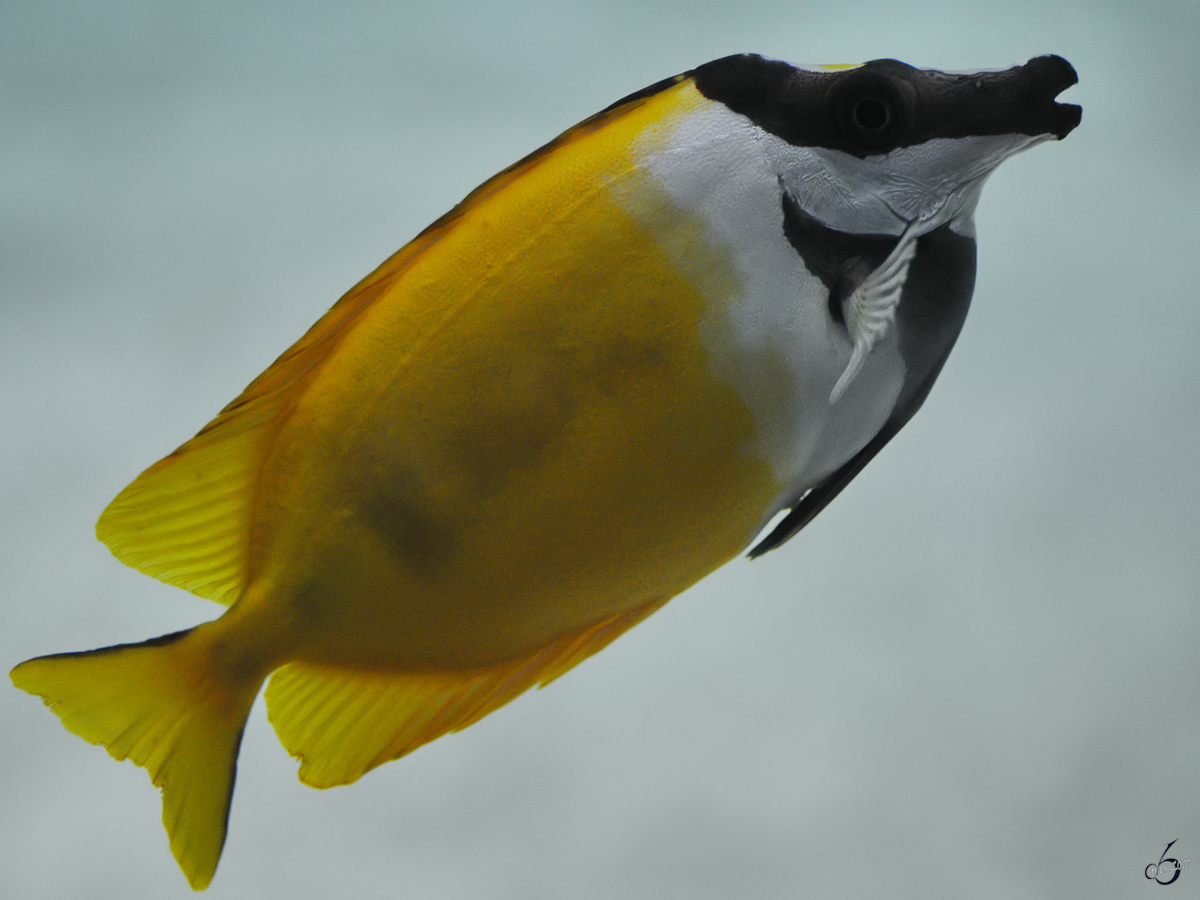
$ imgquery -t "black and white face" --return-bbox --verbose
[620,54,1079,525]
[694,54,1081,238]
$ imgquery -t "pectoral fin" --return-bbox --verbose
[829,222,919,403]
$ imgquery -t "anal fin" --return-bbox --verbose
[265,599,669,789]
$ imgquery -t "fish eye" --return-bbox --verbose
[830,72,913,151]
[852,96,891,131]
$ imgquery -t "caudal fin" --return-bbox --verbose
[10,626,261,891]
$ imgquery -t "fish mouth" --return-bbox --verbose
[1011,55,1081,140]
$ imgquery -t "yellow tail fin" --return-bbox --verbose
[10,626,261,891]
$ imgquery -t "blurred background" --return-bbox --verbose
[2,1,1197,897]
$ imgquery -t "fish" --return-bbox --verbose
[11,53,1080,890]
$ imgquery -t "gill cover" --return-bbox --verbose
[717,54,1081,555]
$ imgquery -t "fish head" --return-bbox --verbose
[697,54,1081,237]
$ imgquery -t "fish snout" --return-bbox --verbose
[1017,54,1082,140]
[829,55,1083,149]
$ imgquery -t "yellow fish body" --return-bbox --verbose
[12,54,1079,889]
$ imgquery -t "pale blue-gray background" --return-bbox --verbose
[2,1,1196,897]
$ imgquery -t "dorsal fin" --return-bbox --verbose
[95,259,402,604]
[95,81,687,605]
[265,598,669,788]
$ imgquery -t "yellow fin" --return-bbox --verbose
[266,599,669,789]
[93,78,686,607]
[10,627,261,891]
[94,262,398,604]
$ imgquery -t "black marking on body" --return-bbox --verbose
[750,222,976,557]
[780,189,896,325]
[694,54,1080,158]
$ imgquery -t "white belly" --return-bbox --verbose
[619,97,907,518]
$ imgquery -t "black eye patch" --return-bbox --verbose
[695,54,1080,158]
